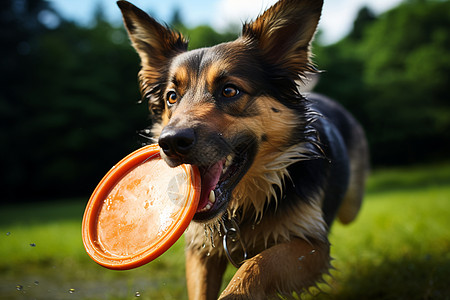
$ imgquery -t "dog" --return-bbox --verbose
[117,0,369,299]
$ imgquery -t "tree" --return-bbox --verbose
[313,8,377,135]
[185,25,237,50]
[348,6,376,41]
[0,0,61,200]
[1,4,148,201]
[360,0,450,163]
[315,1,450,164]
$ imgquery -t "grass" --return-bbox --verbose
[319,186,450,300]
[1,163,449,299]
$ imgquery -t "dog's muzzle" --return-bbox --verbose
[158,127,196,164]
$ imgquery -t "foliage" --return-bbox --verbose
[185,25,237,50]
[314,0,450,165]
[1,1,148,200]
[169,9,238,50]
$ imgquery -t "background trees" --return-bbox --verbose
[1,0,449,201]
[1,0,147,200]
[314,0,450,165]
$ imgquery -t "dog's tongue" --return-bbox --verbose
[198,161,223,211]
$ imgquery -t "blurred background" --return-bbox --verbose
[1,0,449,202]
[1,0,449,299]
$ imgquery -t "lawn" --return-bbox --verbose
[1,163,449,299]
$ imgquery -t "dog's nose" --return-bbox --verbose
[158,127,196,158]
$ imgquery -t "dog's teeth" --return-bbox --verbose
[209,190,216,203]
[198,192,215,213]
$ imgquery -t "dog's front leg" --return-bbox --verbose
[219,238,330,299]
[186,247,228,300]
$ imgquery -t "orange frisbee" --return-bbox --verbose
[82,144,200,270]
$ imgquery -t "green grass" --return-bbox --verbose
[1,163,449,299]
[320,186,450,300]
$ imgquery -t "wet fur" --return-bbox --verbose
[118,0,369,299]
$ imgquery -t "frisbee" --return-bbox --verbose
[82,144,201,270]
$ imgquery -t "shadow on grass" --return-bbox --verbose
[366,162,450,194]
[320,254,450,300]
[0,198,87,227]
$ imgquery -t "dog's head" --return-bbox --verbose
[118,0,323,222]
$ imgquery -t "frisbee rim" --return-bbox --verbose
[82,144,200,270]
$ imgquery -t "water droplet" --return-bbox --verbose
[206,252,211,257]
[309,249,316,255]
[30,243,36,247]
[202,224,208,248]
[34,281,39,285]
[16,285,23,291]
[298,256,305,261]
[6,232,11,236]
[68,288,75,294]
[135,291,141,297]
[208,225,215,248]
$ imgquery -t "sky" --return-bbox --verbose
[48,0,404,44]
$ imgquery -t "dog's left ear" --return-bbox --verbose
[242,0,323,77]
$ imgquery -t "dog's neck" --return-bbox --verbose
[229,142,317,221]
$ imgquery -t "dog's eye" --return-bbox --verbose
[166,91,178,105]
[222,85,239,98]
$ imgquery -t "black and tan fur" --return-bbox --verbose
[117,0,369,299]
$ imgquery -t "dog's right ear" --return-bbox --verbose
[117,1,188,113]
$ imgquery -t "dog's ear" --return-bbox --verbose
[242,0,323,78]
[117,1,188,114]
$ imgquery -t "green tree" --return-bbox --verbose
[316,1,450,164]
[0,0,60,199]
[1,5,148,201]
[348,6,376,41]
[361,0,450,163]
[24,18,149,198]
[186,25,237,50]
[169,8,237,50]
[314,7,377,134]
[170,8,184,30]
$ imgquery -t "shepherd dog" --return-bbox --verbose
[117,0,369,298]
